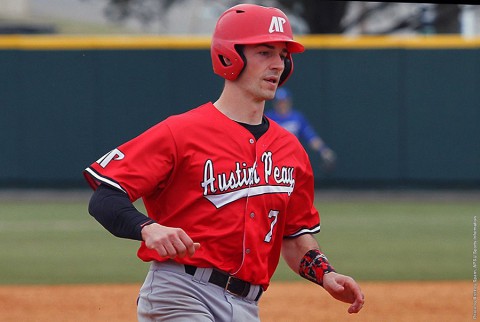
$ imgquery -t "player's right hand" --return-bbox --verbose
[320,148,337,172]
[141,223,201,258]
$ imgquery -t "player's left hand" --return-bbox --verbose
[322,272,365,314]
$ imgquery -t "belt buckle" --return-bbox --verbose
[224,275,236,295]
[224,275,251,298]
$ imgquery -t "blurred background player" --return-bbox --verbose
[265,87,337,172]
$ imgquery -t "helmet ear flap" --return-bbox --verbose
[211,43,245,80]
[279,55,293,86]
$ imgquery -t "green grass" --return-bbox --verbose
[0,197,476,285]
[273,201,476,282]
[0,201,149,285]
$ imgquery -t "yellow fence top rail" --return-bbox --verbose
[299,35,480,49]
[0,34,480,50]
[0,35,212,50]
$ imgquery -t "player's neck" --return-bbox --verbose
[214,86,265,125]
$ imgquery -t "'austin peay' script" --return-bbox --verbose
[201,151,295,208]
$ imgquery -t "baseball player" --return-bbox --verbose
[265,87,337,172]
[84,4,364,321]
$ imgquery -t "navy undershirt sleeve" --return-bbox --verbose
[88,184,155,241]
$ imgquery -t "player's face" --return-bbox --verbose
[238,42,287,101]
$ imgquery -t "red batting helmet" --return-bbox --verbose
[211,4,305,86]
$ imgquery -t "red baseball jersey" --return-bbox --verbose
[84,102,320,289]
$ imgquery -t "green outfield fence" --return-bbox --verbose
[0,35,479,188]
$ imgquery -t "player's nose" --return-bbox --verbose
[270,56,285,73]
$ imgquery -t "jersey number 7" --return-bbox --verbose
[264,210,279,243]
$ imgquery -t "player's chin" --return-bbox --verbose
[262,81,278,99]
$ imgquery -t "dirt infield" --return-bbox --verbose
[0,281,472,321]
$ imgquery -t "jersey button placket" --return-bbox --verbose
[244,138,255,259]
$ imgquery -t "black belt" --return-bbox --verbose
[184,265,263,301]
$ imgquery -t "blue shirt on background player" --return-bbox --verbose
[265,87,337,172]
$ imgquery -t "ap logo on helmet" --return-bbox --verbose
[269,16,286,33]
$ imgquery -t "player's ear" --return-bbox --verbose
[220,56,233,66]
